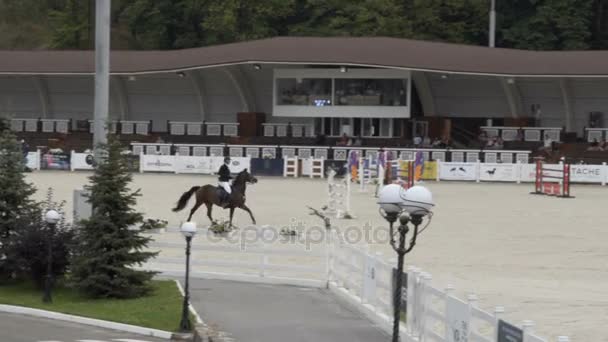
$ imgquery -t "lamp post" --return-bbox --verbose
[489,0,496,47]
[378,184,434,342]
[179,221,197,332]
[43,210,61,303]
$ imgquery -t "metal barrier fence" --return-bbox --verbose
[142,227,569,341]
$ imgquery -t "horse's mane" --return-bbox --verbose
[233,169,248,184]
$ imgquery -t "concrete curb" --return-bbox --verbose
[0,304,173,340]
[174,279,204,325]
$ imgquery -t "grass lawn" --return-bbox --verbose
[0,280,186,332]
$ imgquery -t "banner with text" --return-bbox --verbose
[570,164,605,183]
[141,155,251,174]
[140,155,176,173]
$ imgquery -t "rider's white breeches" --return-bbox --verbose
[219,182,232,194]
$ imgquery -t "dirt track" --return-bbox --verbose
[27,171,608,341]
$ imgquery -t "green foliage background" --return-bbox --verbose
[0,0,606,50]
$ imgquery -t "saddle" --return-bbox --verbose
[216,186,232,207]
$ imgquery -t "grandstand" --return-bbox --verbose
[2,37,608,163]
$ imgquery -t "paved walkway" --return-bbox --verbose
[0,312,166,342]
[188,279,388,342]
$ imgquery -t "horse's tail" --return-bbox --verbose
[172,186,200,212]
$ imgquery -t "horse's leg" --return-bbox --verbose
[188,200,203,222]
[229,207,235,228]
[205,202,214,224]
[239,204,256,225]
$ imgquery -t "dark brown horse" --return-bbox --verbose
[172,169,258,226]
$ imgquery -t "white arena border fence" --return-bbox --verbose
[143,228,570,341]
[437,160,608,185]
[49,152,608,186]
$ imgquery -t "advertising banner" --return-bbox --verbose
[71,152,95,171]
[570,165,604,183]
[497,320,523,342]
[479,163,518,182]
[140,155,176,173]
[26,151,40,170]
[41,153,70,170]
[439,162,477,181]
[144,155,251,174]
[421,161,438,180]
[446,296,470,342]
[519,163,537,182]
[394,161,437,180]
[174,155,214,174]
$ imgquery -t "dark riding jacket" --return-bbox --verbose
[218,164,232,182]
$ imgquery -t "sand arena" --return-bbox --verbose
[26,171,608,341]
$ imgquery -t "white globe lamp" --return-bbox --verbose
[180,221,197,238]
[377,184,408,218]
[402,186,434,216]
[45,210,61,224]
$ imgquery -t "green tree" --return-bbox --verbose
[286,0,405,37]
[0,117,37,282]
[6,188,74,288]
[123,0,207,49]
[500,0,594,50]
[48,0,91,49]
[71,139,157,299]
[202,0,294,45]
[403,0,488,45]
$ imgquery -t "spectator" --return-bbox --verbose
[517,127,524,141]
[353,136,363,146]
[486,137,497,148]
[413,135,422,147]
[478,131,488,144]
[543,134,553,151]
[587,139,603,151]
[422,135,431,147]
[315,133,327,146]
[495,137,504,149]
[337,133,349,146]
[432,137,443,147]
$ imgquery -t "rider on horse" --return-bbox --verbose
[218,156,232,207]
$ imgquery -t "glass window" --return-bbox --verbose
[334,79,407,106]
[276,78,332,106]
[380,118,391,137]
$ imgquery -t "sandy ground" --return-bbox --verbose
[26,171,608,341]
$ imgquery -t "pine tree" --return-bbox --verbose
[71,139,157,298]
[6,188,74,288]
[0,117,37,282]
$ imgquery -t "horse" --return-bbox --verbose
[172,169,258,227]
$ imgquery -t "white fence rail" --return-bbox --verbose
[144,228,567,341]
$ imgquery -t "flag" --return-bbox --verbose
[414,151,424,181]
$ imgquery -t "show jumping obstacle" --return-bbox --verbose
[531,157,573,198]
[326,168,353,219]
